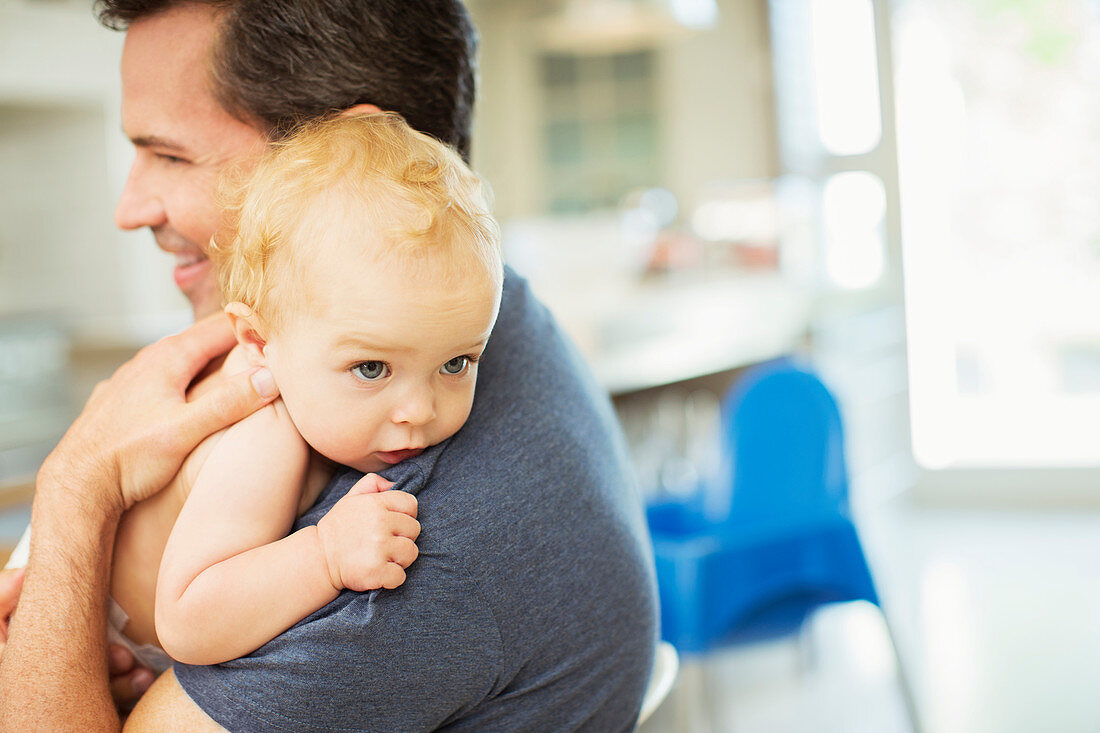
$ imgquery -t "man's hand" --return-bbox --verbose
[0,567,24,655]
[37,313,279,515]
[107,644,155,712]
[316,475,420,592]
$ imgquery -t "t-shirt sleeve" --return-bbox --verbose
[173,552,503,733]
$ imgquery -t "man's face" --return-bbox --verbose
[116,4,266,318]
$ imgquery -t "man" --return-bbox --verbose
[0,1,657,730]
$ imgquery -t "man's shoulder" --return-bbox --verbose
[459,267,619,450]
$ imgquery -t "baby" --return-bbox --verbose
[11,112,502,672]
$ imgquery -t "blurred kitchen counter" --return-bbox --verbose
[531,270,812,395]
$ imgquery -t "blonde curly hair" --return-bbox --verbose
[208,112,501,329]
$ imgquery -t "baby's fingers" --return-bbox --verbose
[389,536,419,569]
[380,563,407,590]
[388,512,421,541]
[379,490,417,519]
[348,473,395,496]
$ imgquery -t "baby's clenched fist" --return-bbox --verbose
[316,474,420,593]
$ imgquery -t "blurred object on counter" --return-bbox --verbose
[690,179,781,271]
[646,228,703,274]
[619,186,706,274]
[503,210,652,298]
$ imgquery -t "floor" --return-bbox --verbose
[638,493,1100,733]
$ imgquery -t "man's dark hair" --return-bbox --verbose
[95,0,478,161]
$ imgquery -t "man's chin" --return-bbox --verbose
[187,290,224,320]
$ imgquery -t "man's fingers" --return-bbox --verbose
[182,366,278,443]
[109,667,156,708]
[170,314,238,379]
[0,567,25,619]
[107,643,135,676]
[107,642,153,709]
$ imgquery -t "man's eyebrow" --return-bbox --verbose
[128,134,189,152]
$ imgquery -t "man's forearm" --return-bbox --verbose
[0,476,123,732]
[0,317,278,730]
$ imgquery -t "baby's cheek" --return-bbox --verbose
[292,415,343,458]
[439,394,475,441]
[326,422,379,462]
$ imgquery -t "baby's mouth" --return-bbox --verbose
[376,448,425,464]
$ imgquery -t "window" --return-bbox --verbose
[540,50,661,213]
[896,0,1100,467]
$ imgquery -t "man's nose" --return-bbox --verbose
[391,383,436,427]
[114,160,166,231]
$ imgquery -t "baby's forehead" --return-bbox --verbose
[261,180,500,324]
[279,250,501,352]
[280,232,497,312]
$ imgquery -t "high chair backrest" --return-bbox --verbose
[722,359,850,526]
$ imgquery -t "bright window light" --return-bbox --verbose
[810,0,883,156]
[897,0,1100,468]
[822,171,886,289]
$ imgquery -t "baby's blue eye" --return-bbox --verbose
[441,356,469,375]
[353,361,390,381]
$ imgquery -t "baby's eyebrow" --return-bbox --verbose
[332,335,384,351]
[332,334,490,354]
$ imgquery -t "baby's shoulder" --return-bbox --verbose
[177,400,304,497]
[230,399,311,470]
[236,397,298,436]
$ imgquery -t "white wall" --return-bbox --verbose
[0,103,124,321]
[0,1,187,342]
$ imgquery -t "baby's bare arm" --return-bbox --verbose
[154,401,324,665]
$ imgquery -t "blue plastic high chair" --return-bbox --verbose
[646,359,920,730]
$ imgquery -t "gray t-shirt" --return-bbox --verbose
[175,268,658,732]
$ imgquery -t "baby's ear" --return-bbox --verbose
[224,302,268,366]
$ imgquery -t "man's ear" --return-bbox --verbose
[224,302,268,366]
[340,103,383,118]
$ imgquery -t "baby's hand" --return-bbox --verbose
[315,474,420,593]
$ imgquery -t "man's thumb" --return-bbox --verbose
[186,366,279,441]
[246,367,279,401]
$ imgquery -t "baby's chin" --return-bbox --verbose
[304,446,388,476]
[336,454,392,476]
